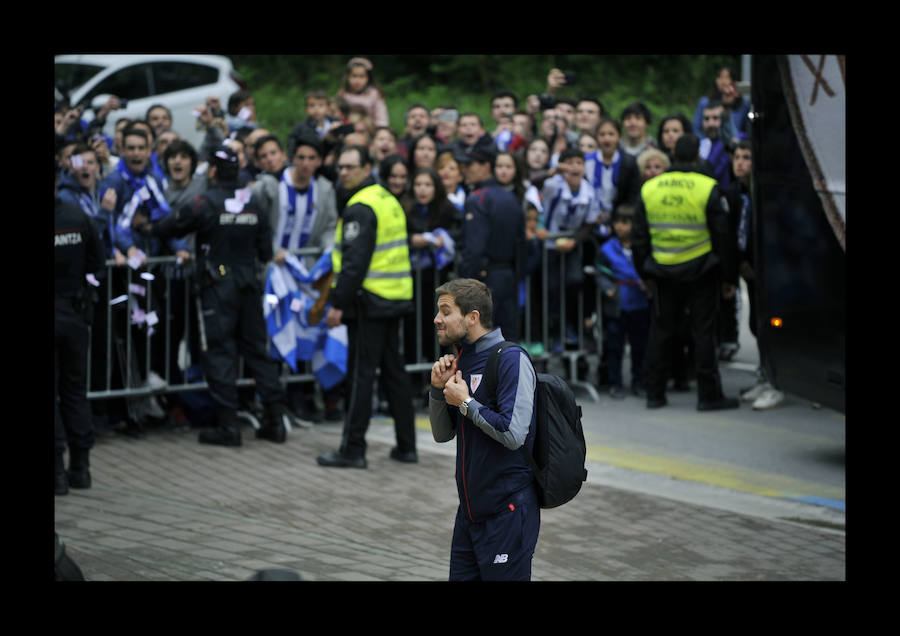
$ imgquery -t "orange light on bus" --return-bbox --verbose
[770,317,783,328]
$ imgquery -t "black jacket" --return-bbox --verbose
[55,195,105,299]
[457,178,525,281]
[148,181,273,290]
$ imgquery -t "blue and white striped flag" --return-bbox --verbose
[263,249,346,388]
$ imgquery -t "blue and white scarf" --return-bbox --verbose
[263,249,346,389]
[276,170,319,251]
[585,149,621,214]
[409,226,455,271]
[448,185,466,211]
[542,175,597,248]
[115,159,171,246]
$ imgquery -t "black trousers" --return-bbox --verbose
[200,277,285,412]
[341,313,416,459]
[645,269,724,403]
[56,303,94,453]
[485,267,518,343]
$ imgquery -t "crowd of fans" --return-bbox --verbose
[55,58,775,437]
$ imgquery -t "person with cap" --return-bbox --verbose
[630,133,739,411]
[432,106,459,149]
[131,144,296,446]
[456,145,526,343]
[316,145,417,468]
[55,165,106,495]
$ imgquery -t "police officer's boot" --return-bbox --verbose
[256,402,290,444]
[199,408,242,447]
[55,451,69,496]
[67,447,92,489]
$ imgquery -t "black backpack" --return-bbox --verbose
[483,341,587,509]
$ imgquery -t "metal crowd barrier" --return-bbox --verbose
[85,235,602,405]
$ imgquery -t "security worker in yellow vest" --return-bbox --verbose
[631,134,739,411]
[317,145,418,468]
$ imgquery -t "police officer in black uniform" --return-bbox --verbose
[55,170,106,495]
[456,147,525,343]
[132,145,294,446]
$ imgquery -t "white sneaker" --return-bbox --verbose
[146,371,167,391]
[741,381,770,402]
[143,395,166,419]
[752,388,785,410]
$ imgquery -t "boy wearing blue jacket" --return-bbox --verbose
[429,278,540,581]
[597,204,650,398]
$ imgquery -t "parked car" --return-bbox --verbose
[54,54,246,149]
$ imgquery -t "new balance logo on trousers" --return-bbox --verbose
[493,554,509,564]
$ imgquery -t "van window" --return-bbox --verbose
[151,62,219,95]
[55,63,106,98]
[87,63,153,103]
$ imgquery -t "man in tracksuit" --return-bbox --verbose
[429,278,540,581]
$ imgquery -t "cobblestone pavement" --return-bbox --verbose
[54,413,845,582]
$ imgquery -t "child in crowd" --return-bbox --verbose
[301,90,342,139]
[596,204,650,398]
[334,57,390,128]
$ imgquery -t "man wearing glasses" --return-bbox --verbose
[317,145,418,468]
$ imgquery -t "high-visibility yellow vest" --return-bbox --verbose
[640,171,716,266]
[332,184,413,300]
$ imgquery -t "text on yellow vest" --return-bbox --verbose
[640,171,716,265]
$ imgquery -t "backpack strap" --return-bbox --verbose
[482,341,540,478]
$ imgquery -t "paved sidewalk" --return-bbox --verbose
[54,411,845,582]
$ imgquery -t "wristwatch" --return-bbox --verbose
[458,397,473,418]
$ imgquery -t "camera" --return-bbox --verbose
[562,71,577,86]
[538,94,557,110]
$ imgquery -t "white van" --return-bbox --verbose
[55,54,246,149]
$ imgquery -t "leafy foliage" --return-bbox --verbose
[230,54,742,145]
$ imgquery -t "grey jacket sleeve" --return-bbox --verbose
[428,386,457,443]
[468,350,536,450]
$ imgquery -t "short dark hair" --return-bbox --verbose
[577,97,605,117]
[228,90,253,116]
[558,147,586,164]
[613,203,636,222]
[491,90,518,108]
[305,90,329,103]
[145,103,172,122]
[289,130,323,158]
[253,134,283,158]
[621,101,652,125]
[458,111,484,128]
[434,278,494,329]
[405,103,429,121]
[163,139,199,175]
[122,125,150,145]
[673,133,700,163]
[340,144,371,167]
